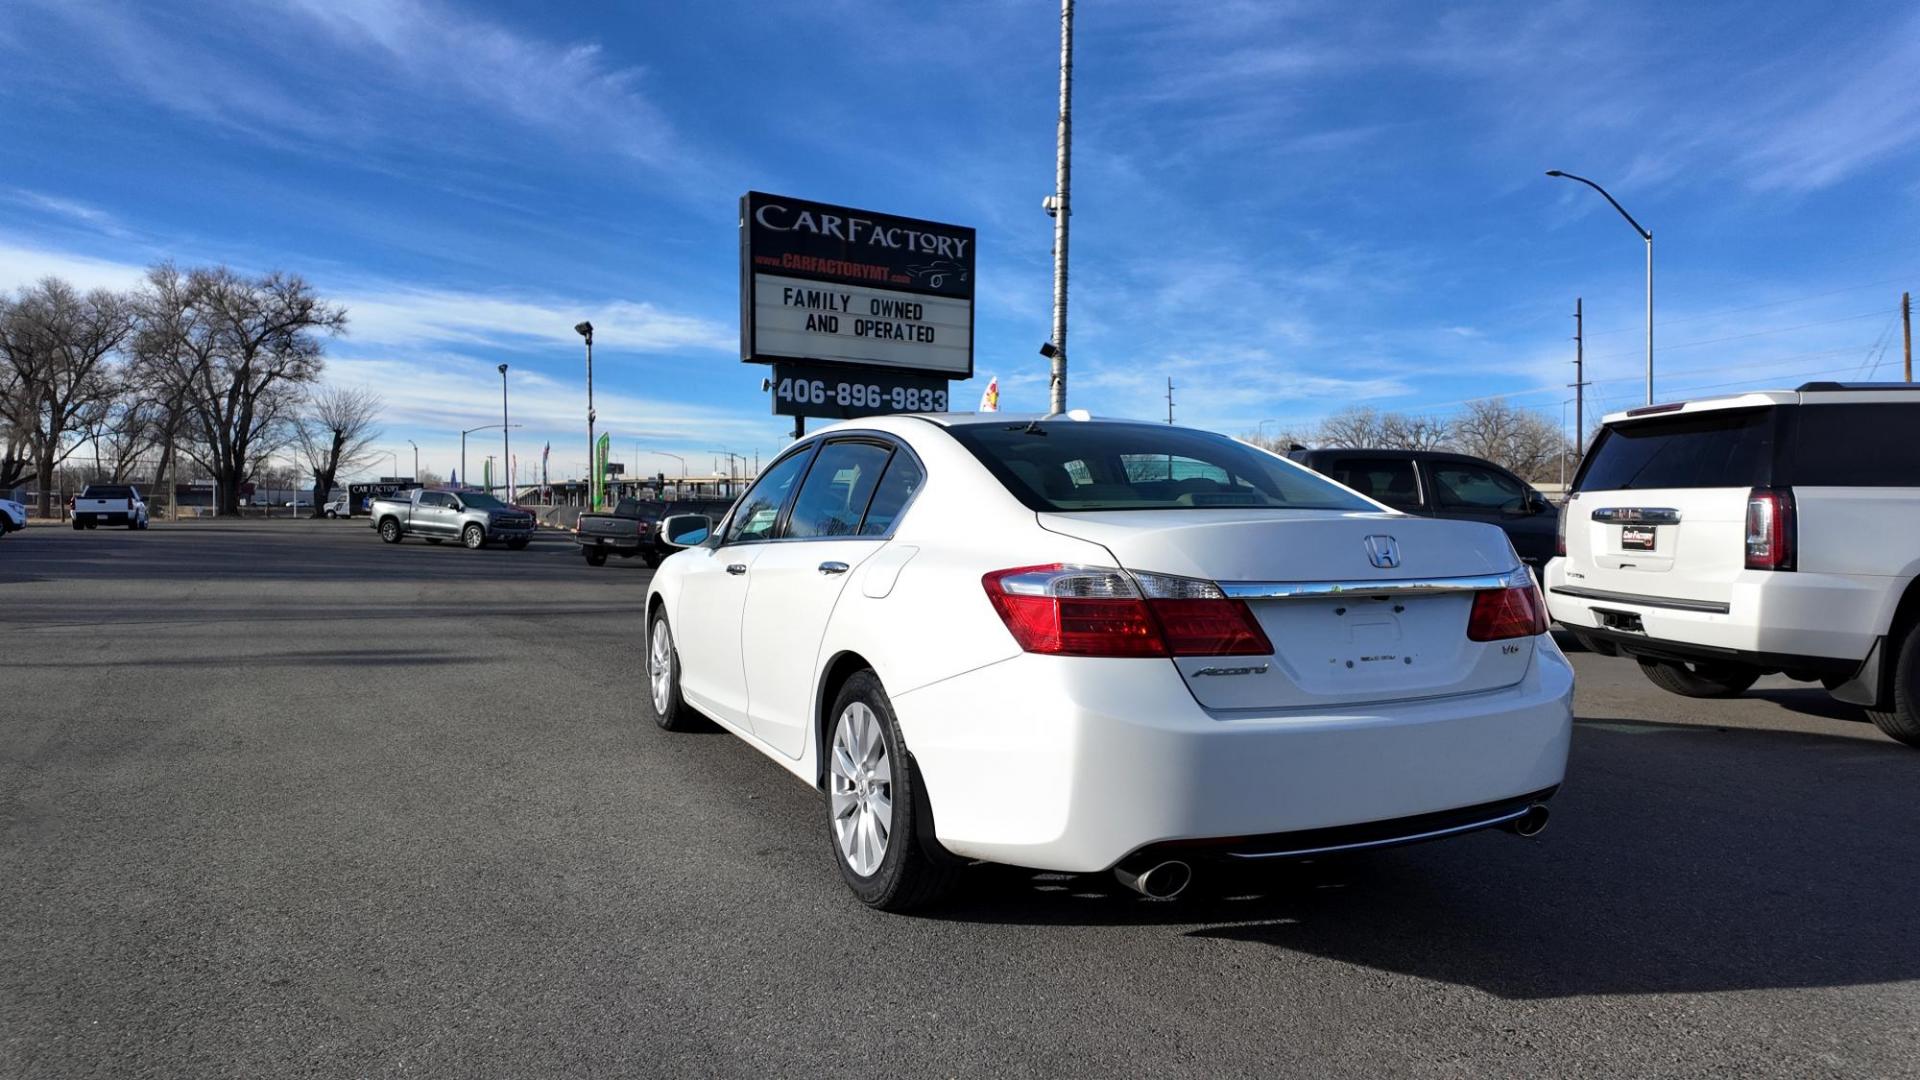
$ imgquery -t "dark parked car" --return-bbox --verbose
[1286,448,1558,573]
[576,497,734,567]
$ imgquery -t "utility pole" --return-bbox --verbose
[1045,0,1074,415]
[1571,298,1589,461]
[1904,291,1912,383]
[1165,377,1175,423]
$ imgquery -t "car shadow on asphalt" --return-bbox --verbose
[921,718,1920,999]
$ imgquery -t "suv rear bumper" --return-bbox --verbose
[1543,557,1878,671]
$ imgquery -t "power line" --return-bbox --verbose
[1578,310,1888,365]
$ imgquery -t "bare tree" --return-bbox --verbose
[0,279,136,514]
[138,265,346,515]
[1240,430,1316,453]
[1315,406,1384,448]
[1451,398,1565,482]
[1377,412,1453,451]
[294,385,382,516]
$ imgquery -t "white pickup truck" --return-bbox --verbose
[72,484,148,530]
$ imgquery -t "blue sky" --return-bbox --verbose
[3,0,1919,484]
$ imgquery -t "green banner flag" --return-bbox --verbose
[594,433,611,510]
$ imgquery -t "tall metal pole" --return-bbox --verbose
[1545,171,1653,403]
[1904,291,1912,383]
[461,431,467,488]
[1644,235,1654,404]
[582,329,596,510]
[498,364,512,501]
[1047,0,1074,415]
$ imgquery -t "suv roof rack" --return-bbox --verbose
[1797,381,1920,392]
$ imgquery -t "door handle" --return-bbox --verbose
[818,561,849,575]
[726,563,748,575]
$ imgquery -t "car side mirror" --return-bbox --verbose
[660,514,713,549]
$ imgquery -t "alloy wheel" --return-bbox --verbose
[828,702,893,877]
[649,620,673,715]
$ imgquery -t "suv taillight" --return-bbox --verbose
[982,565,1272,658]
[1555,502,1568,557]
[1467,576,1549,641]
[1745,487,1796,571]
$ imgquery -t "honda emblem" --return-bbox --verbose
[1364,534,1400,569]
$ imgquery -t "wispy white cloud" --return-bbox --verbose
[3,189,134,238]
[0,240,148,292]
[10,0,696,177]
[1742,11,1920,191]
[337,288,732,354]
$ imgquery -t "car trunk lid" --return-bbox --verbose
[1038,509,1535,710]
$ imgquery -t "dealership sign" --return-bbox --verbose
[741,192,975,381]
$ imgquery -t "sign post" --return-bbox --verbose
[741,192,974,421]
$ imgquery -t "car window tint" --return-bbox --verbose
[723,448,814,544]
[786,442,892,539]
[420,492,454,509]
[1576,408,1774,491]
[1430,463,1526,510]
[948,421,1372,513]
[1324,457,1421,509]
[1792,404,1920,486]
[859,453,926,535]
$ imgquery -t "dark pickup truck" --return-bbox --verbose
[1286,448,1558,574]
[577,497,733,567]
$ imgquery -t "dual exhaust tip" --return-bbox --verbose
[1112,803,1551,899]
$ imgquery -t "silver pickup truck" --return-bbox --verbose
[370,489,535,549]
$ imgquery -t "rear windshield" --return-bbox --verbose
[82,485,136,499]
[1575,408,1775,492]
[947,421,1374,513]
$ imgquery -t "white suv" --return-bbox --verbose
[1545,382,1920,748]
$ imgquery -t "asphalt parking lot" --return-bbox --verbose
[3,521,1917,1078]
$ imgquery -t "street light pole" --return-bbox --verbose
[575,322,595,510]
[498,364,512,501]
[1547,170,1654,404]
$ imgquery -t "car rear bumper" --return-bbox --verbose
[78,512,132,524]
[892,643,1574,873]
[1542,557,1881,666]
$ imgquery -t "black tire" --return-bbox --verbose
[507,539,529,550]
[325,510,337,519]
[1865,628,1920,748]
[72,520,83,531]
[824,670,959,912]
[645,610,704,732]
[461,524,486,549]
[1637,657,1761,698]
[378,518,402,543]
[584,549,608,567]
[126,518,138,530]
[641,552,661,569]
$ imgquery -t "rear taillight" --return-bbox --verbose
[1467,576,1549,641]
[982,565,1271,658]
[1555,502,1567,557]
[1745,487,1796,571]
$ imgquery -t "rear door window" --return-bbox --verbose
[1575,408,1775,492]
[419,492,456,509]
[1790,403,1920,486]
[785,441,892,539]
[1321,456,1421,510]
[1429,461,1529,511]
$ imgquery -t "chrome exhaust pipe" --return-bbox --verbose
[1505,803,1551,838]
[1113,858,1193,900]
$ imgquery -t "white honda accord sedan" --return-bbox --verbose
[644,414,1573,910]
